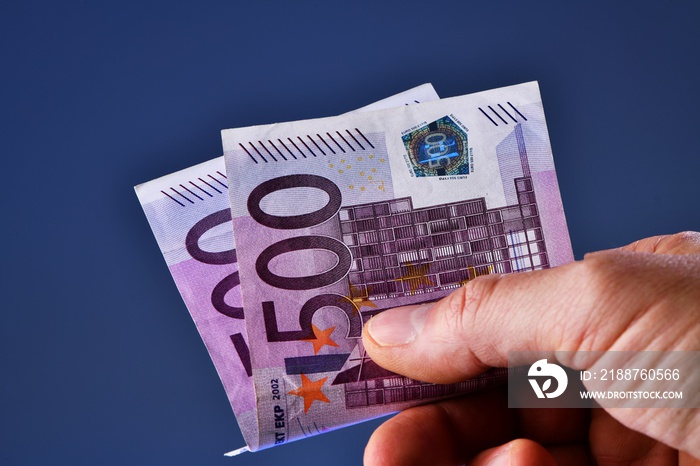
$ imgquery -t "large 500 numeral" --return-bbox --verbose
[185,209,237,265]
[263,294,361,342]
[249,174,356,343]
[185,208,249,375]
[247,174,342,229]
[256,236,351,290]
[186,209,243,319]
[249,174,351,291]
[211,272,243,319]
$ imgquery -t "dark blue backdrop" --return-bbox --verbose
[2,1,699,465]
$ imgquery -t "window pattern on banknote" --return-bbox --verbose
[339,187,546,302]
[335,123,548,407]
[345,368,510,408]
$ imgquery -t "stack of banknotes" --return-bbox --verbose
[135,82,574,454]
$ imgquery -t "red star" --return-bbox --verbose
[288,374,331,413]
[303,324,340,355]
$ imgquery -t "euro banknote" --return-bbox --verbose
[222,81,574,451]
[134,84,440,452]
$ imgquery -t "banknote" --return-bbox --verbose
[134,84,440,452]
[222,81,574,451]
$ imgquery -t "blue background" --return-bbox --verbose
[2,1,699,465]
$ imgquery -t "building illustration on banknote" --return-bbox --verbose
[327,122,545,408]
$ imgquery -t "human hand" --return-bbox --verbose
[362,232,700,465]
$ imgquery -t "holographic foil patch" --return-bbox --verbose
[402,116,469,177]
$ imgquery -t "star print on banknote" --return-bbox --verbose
[288,374,331,413]
[303,325,340,355]
[329,154,386,193]
[394,262,435,295]
[344,284,378,313]
[458,265,495,286]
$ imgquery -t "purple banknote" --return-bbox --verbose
[134,84,440,453]
[222,81,574,451]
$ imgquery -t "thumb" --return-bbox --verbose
[469,439,557,466]
[362,246,697,384]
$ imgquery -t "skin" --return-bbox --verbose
[362,231,700,465]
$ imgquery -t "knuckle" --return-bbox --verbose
[579,253,632,310]
[627,231,700,254]
[558,258,621,351]
[664,231,700,253]
[424,276,503,379]
[443,275,500,337]
[671,230,700,242]
[579,251,618,288]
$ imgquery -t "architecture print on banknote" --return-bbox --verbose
[222,82,574,451]
[134,84,441,453]
[336,124,546,409]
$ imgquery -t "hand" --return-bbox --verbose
[362,232,700,465]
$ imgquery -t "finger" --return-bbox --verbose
[514,407,589,446]
[363,256,623,383]
[546,443,592,466]
[364,386,590,466]
[679,452,700,465]
[588,408,678,465]
[469,439,558,466]
[362,243,699,384]
[365,387,516,466]
[364,387,514,466]
[363,406,455,466]
[617,231,700,255]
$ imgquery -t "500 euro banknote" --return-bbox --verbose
[222,81,574,451]
[134,84,440,453]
